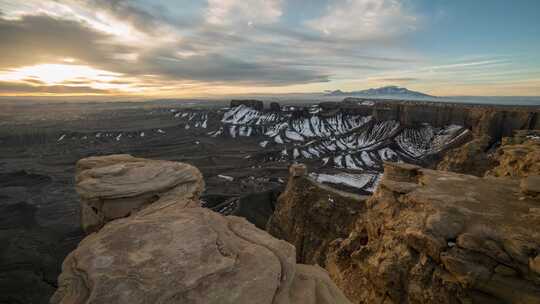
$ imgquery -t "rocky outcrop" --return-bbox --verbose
[267,164,368,266]
[340,98,540,145]
[52,155,351,304]
[437,135,495,176]
[269,102,281,111]
[75,154,204,233]
[230,99,264,111]
[325,162,540,303]
[486,131,540,178]
[267,161,540,303]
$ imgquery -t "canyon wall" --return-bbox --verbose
[268,159,540,303]
[334,98,540,145]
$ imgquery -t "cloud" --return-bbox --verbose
[0,81,113,94]
[374,77,419,82]
[0,1,421,95]
[0,14,131,69]
[0,12,329,89]
[306,0,417,40]
[205,0,283,26]
[133,50,329,85]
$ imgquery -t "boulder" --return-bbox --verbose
[75,154,204,233]
[52,155,351,304]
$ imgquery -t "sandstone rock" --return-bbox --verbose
[75,154,204,233]
[487,133,540,178]
[269,162,540,303]
[53,156,351,304]
[437,135,495,176]
[289,163,307,177]
[267,165,367,266]
[325,162,540,303]
[521,175,540,196]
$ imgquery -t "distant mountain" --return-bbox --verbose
[325,86,434,98]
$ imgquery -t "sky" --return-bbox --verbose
[0,0,539,97]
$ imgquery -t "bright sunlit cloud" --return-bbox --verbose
[0,0,539,97]
[0,64,122,85]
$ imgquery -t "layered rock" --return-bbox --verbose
[326,162,540,303]
[486,131,540,178]
[267,164,367,266]
[342,98,540,145]
[75,154,204,233]
[52,155,351,304]
[437,135,495,176]
[269,162,540,303]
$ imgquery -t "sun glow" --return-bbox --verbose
[0,63,122,85]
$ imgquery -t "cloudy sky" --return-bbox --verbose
[0,0,539,97]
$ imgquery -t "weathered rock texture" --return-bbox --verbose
[75,154,204,233]
[269,162,540,303]
[267,164,368,266]
[437,135,495,176]
[326,162,540,303]
[486,131,540,178]
[52,155,351,304]
[340,98,540,146]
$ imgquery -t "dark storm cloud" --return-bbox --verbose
[0,13,329,86]
[0,14,129,68]
[0,81,113,94]
[138,53,329,85]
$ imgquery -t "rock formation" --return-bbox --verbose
[270,162,540,303]
[75,154,204,233]
[267,164,368,266]
[339,98,539,145]
[269,101,281,111]
[486,130,540,178]
[230,99,264,111]
[436,135,494,176]
[52,155,351,304]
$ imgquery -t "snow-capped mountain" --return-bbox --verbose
[325,86,434,98]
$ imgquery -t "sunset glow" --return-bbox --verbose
[0,0,539,97]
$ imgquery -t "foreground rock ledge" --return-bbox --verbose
[327,162,540,303]
[52,155,351,304]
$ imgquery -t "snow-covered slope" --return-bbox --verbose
[173,104,470,193]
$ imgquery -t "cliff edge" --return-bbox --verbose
[270,162,540,303]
